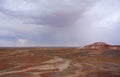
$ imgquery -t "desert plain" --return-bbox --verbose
[0,42,120,77]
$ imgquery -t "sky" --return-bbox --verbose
[0,0,120,47]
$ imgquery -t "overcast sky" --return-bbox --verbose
[0,0,120,47]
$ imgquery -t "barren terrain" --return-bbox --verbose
[0,45,120,77]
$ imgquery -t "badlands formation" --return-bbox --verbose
[0,42,120,77]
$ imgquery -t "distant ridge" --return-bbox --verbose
[84,42,120,50]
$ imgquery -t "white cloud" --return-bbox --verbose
[17,39,28,46]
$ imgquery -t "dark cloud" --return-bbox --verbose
[0,0,120,46]
[0,0,96,27]
[28,11,81,27]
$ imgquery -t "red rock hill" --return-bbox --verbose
[84,42,111,49]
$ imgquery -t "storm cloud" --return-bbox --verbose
[0,0,120,46]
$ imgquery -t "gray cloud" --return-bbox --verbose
[0,0,96,27]
[0,0,120,46]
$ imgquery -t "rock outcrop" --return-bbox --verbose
[84,42,111,49]
[83,42,120,50]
